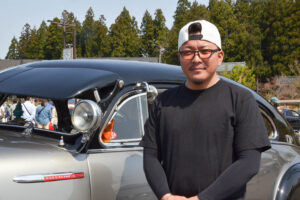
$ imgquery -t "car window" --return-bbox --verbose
[108,93,148,142]
[260,109,277,139]
[291,111,300,117]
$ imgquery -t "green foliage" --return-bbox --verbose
[140,10,155,57]
[17,23,32,59]
[153,9,168,58]
[109,7,141,57]
[5,37,19,59]
[5,0,299,79]
[222,65,257,90]
[93,15,110,57]
[261,0,299,76]
[44,18,63,59]
[80,7,98,57]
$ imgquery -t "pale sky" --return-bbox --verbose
[0,0,210,59]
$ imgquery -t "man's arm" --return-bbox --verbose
[143,147,171,199]
[144,148,189,200]
[196,149,261,200]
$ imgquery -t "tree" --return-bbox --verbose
[140,10,155,57]
[153,9,168,58]
[35,21,49,59]
[44,17,63,59]
[109,7,141,57]
[222,65,257,90]
[93,15,110,57]
[164,0,191,64]
[81,7,98,57]
[18,23,32,59]
[173,0,191,29]
[261,0,299,76]
[209,0,240,61]
[5,37,19,59]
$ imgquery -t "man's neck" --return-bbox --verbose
[186,74,220,90]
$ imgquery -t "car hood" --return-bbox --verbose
[0,129,71,155]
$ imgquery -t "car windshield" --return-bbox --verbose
[0,95,57,130]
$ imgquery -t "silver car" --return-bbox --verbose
[0,60,299,200]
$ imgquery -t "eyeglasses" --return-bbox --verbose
[179,49,220,60]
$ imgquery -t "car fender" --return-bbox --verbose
[275,164,300,200]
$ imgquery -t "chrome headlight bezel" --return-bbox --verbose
[71,100,102,132]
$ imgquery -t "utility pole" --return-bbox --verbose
[47,11,77,59]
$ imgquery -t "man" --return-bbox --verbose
[140,20,271,200]
[21,97,36,125]
[270,97,280,110]
[35,99,52,129]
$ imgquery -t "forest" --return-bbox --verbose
[5,0,299,83]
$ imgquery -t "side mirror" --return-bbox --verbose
[147,85,158,103]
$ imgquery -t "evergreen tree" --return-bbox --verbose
[173,0,191,29]
[140,10,155,57]
[261,0,299,76]
[109,7,141,57]
[81,7,98,57]
[164,0,191,64]
[209,0,239,62]
[44,17,63,59]
[26,27,40,59]
[18,23,32,59]
[36,21,48,59]
[153,9,168,59]
[5,37,19,59]
[93,15,110,57]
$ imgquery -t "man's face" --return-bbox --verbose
[179,36,224,89]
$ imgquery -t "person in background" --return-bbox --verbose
[21,97,36,125]
[141,19,271,200]
[35,99,52,129]
[10,99,17,120]
[270,97,281,112]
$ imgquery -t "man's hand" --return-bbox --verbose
[187,196,200,200]
[161,193,188,200]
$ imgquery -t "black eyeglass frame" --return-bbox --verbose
[179,49,221,60]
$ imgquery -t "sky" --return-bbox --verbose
[0,0,209,59]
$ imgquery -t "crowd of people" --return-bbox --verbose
[0,97,57,130]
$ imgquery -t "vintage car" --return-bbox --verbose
[0,60,300,200]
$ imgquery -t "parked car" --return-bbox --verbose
[282,108,300,132]
[0,60,300,200]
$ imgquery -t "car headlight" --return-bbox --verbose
[71,100,102,132]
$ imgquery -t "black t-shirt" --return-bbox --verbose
[140,79,271,198]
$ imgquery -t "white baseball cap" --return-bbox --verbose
[178,20,222,50]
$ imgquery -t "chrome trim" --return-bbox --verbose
[109,138,141,143]
[88,146,143,154]
[13,172,84,183]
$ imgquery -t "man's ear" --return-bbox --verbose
[217,51,224,66]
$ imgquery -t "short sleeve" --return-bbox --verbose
[140,97,160,150]
[234,92,271,153]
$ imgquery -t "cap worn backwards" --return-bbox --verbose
[178,20,222,50]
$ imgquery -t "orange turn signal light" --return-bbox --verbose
[102,120,115,143]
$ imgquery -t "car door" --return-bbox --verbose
[87,92,156,200]
[288,110,300,130]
